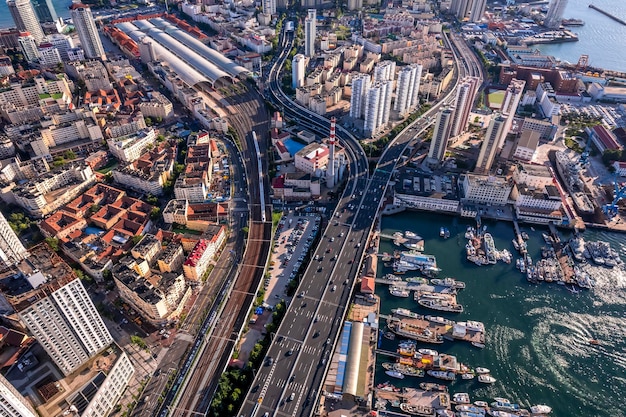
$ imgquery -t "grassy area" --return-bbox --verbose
[97,160,119,174]
[565,137,584,153]
[487,90,505,108]
[271,211,282,231]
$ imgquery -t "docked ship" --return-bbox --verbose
[554,151,595,215]
[483,233,497,264]
[426,370,456,381]
[387,319,444,344]
[392,308,422,319]
[417,298,464,313]
[385,370,404,379]
[393,231,425,251]
[393,251,438,274]
[400,403,435,416]
[561,18,584,26]
[390,286,410,298]
[431,277,466,289]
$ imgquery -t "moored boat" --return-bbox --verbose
[427,370,456,381]
[392,308,421,319]
[418,298,464,313]
[426,315,454,325]
[530,404,552,414]
[461,372,475,380]
[385,370,404,379]
[453,393,471,404]
[419,382,448,391]
[431,277,466,289]
[400,403,435,416]
[475,367,490,374]
[418,348,439,357]
[390,286,410,297]
[477,374,496,384]
[474,401,489,408]
[456,405,486,414]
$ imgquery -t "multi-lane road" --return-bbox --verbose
[239,24,484,417]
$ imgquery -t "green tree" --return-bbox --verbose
[144,117,153,127]
[150,207,161,220]
[146,194,159,205]
[45,237,59,252]
[131,235,143,245]
[63,150,76,160]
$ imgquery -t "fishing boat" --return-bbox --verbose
[418,298,464,313]
[387,320,444,344]
[484,233,497,264]
[390,286,410,297]
[512,239,519,251]
[385,370,404,379]
[491,401,520,412]
[453,393,471,404]
[488,411,519,417]
[475,367,490,374]
[392,308,421,319]
[426,370,456,381]
[542,232,552,244]
[530,405,552,414]
[478,374,496,384]
[431,277,466,289]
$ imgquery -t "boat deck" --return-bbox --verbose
[388,314,485,346]
[376,387,451,412]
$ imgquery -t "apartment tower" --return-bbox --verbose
[544,0,568,28]
[475,115,507,174]
[499,78,526,146]
[31,0,57,23]
[394,64,423,116]
[304,9,316,57]
[292,54,306,88]
[0,212,28,267]
[450,0,487,23]
[349,73,371,119]
[7,0,45,43]
[70,3,106,60]
[449,76,479,138]
[262,0,276,15]
[428,108,454,163]
[373,60,396,82]
[0,373,36,417]
[364,80,392,137]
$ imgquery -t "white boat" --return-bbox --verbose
[478,374,496,384]
[475,367,490,374]
[484,233,497,264]
[456,405,486,414]
[530,405,552,414]
[385,370,404,379]
[453,393,471,404]
[427,370,456,381]
[392,308,421,319]
[488,411,519,417]
[471,342,486,349]
[461,372,475,380]
[406,276,429,284]
[431,277,466,289]
[418,298,463,313]
[426,315,454,325]
[390,286,410,297]
[474,401,489,408]
[440,227,446,237]
[418,348,439,356]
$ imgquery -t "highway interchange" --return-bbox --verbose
[238,21,484,417]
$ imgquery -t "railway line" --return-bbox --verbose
[158,82,272,417]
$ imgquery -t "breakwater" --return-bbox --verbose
[588,4,626,26]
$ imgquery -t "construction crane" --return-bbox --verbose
[602,175,626,217]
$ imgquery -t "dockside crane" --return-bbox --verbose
[602,175,626,217]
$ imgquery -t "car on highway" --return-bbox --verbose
[298,291,304,298]
[289,393,295,402]
[286,349,293,356]
[331,285,337,292]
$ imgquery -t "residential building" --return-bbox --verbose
[475,115,507,174]
[183,225,226,280]
[7,0,44,43]
[37,42,62,66]
[521,117,556,140]
[138,92,174,119]
[427,108,454,163]
[449,77,479,137]
[513,162,555,189]
[295,142,329,174]
[500,79,525,141]
[613,161,626,177]
[394,64,422,116]
[450,0,487,22]
[157,241,185,273]
[364,80,392,137]
[349,73,371,119]
[262,0,276,15]
[304,9,316,57]
[0,373,37,417]
[0,212,27,267]
[17,33,38,63]
[70,3,106,60]
[31,0,57,23]
[292,54,306,88]
[373,60,396,82]
[107,128,157,163]
[0,55,15,76]
[544,0,568,28]
[461,174,512,205]
[512,130,540,161]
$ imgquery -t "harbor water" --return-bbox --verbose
[376,211,626,417]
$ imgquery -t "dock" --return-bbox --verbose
[589,4,626,26]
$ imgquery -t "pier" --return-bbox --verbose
[589,4,626,26]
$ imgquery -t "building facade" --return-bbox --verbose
[292,54,306,88]
[304,9,316,57]
[449,76,479,137]
[475,115,507,175]
[461,174,512,205]
[427,108,454,163]
[70,3,106,60]
[0,373,37,417]
[0,211,28,267]
[364,80,392,137]
[7,0,44,43]
[394,64,422,116]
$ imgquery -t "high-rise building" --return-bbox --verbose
[349,73,371,119]
[7,0,45,43]
[500,78,525,143]
[262,0,276,16]
[31,0,57,23]
[347,0,363,10]
[449,76,479,138]
[544,0,568,28]
[17,32,39,63]
[304,9,316,57]
[292,54,306,88]
[450,0,486,23]
[364,80,393,137]
[475,115,507,174]
[0,373,37,417]
[70,3,106,60]
[17,277,114,376]
[469,0,487,22]
[394,64,423,116]
[428,108,454,163]
[373,60,396,82]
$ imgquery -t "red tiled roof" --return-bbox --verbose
[592,125,621,151]
[361,277,375,294]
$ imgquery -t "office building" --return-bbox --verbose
[292,54,306,88]
[364,80,392,137]
[262,0,276,16]
[0,374,36,417]
[304,9,316,57]
[70,3,106,60]
[7,0,44,43]
[500,78,525,140]
[0,212,28,267]
[394,64,423,116]
[544,0,568,28]
[16,274,114,376]
[449,76,479,137]
[475,114,507,174]
[427,108,454,163]
[31,0,57,23]
[350,73,371,119]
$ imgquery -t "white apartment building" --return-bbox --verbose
[174,174,209,202]
[183,226,226,280]
[500,79,525,140]
[0,76,72,109]
[70,3,106,60]
[292,54,306,88]
[0,212,28,267]
[461,174,512,205]
[112,165,167,196]
[18,278,113,376]
[262,0,276,15]
[364,80,392,137]
[17,33,39,63]
[138,92,174,119]
[513,184,562,211]
[427,108,454,163]
[394,64,422,116]
[475,115,507,174]
[37,43,62,66]
[8,0,44,42]
[304,9,316,57]
[512,130,540,161]
[107,128,156,163]
[449,77,478,137]
[373,60,396,82]
[513,162,554,189]
[349,73,371,119]
[0,371,37,417]
[45,33,75,61]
